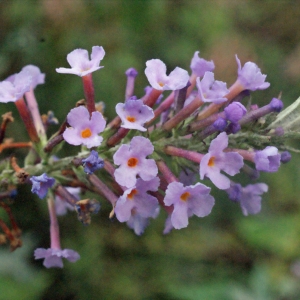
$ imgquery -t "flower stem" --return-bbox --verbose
[82,74,96,115]
[15,97,39,143]
[164,145,204,163]
[47,193,61,249]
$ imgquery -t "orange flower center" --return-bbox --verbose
[180,192,190,202]
[158,82,164,87]
[208,156,215,167]
[127,189,138,200]
[127,157,138,167]
[126,116,136,123]
[81,128,92,138]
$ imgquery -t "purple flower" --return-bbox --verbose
[115,177,160,222]
[190,51,215,77]
[116,99,154,131]
[127,214,153,236]
[82,150,104,174]
[280,151,292,163]
[22,65,45,89]
[125,68,138,78]
[145,59,189,91]
[56,46,105,77]
[270,97,283,112]
[254,146,281,172]
[226,183,268,216]
[213,118,227,131]
[34,248,80,268]
[224,102,247,123]
[226,122,241,134]
[196,72,229,103]
[30,174,55,199]
[236,55,270,91]
[0,69,31,103]
[63,106,106,148]
[113,136,158,188]
[55,187,80,216]
[163,182,215,229]
[163,215,173,234]
[199,132,244,189]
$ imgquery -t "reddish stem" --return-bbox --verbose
[82,74,96,115]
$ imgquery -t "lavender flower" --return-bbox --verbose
[227,183,268,216]
[281,151,292,163]
[254,146,281,172]
[127,214,154,236]
[199,132,244,189]
[163,215,173,234]
[145,59,189,91]
[0,69,31,103]
[196,72,229,103]
[22,65,45,89]
[63,106,106,148]
[163,182,215,229]
[116,99,154,131]
[30,174,55,199]
[224,102,247,123]
[56,46,105,77]
[113,136,158,188]
[235,55,270,91]
[82,150,104,174]
[190,51,215,77]
[34,248,80,268]
[115,177,160,222]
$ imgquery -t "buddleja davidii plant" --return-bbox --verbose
[0,45,295,268]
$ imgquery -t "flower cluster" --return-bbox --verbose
[0,45,296,269]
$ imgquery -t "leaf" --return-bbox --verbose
[269,96,300,131]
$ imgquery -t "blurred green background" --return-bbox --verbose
[1,1,300,299]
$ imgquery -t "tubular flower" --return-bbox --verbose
[63,106,106,148]
[145,59,189,91]
[200,132,244,189]
[56,46,105,77]
[116,99,154,131]
[196,72,229,103]
[163,182,215,229]
[113,136,158,188]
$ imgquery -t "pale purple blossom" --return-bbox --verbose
[34,248,80,268]
[190,51,215,77]
[116,99,154,131]
[196,72,229,103]
[30,174,55,199]
[235,55,270,91]
[82,150,104,174]
[145,59,189,91]
[0,69,31,103]
[254,146,281,172]
[199,132,244,189]
[127,214,153,236]
[224,102,247,123]
[163,215,174,234]
[113,136,158,188]
[163,182,215,229]
[63,106,106,148]
[226,183,268,216]
[22,65,45,89]
[115,177,160,222]
[56,46,105,77]
[55,187,80,216]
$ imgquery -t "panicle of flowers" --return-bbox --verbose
[0,44,297,270]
